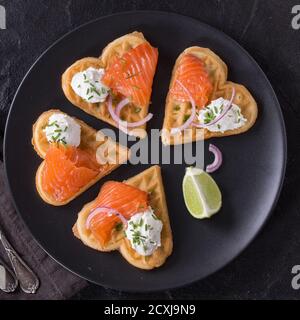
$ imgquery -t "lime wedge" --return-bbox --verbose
[182,167,222,219]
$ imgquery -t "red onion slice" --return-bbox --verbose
[107,95,153,129]
[206,143,223,173]
[111,97,130,134]
[199,87,236,128]
[107,95,127,131]
[170,80,197,135]
[85,206,128,230]
[120,113,153,128]
[115,97,130,116]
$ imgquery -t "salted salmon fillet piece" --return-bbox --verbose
[89,181,149,246]
[41,145,100,202]
[169,54,213,107]
[102,42,158,108]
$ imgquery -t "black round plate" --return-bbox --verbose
[4,11,286,292]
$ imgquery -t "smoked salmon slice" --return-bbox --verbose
[102,42,158,108]
[41,145,100,202]
[89,181,149,246]
[169,54,213,107]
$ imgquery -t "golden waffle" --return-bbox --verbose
[32,109,129,206]
[162,47,258,145]
[73,165,173,270]
[62,32,155,138]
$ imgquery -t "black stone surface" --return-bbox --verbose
[0,0,299,299]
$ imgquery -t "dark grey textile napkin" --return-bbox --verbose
[0,161,87,300]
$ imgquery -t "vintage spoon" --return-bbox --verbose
[0,255,18,293]
[0,228,39,293]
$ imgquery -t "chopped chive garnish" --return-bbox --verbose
[131,229,147,246]
[203,109,216,124]
[91,87,101,96]
[89,83,96,90]
[139,218,144,227]
[52,133,61,141]
[125,71,141,79]
[115,222,123,231]
[134,107,141,113]
[59,138,67,145]
[132,85,140,90]
[87,95,94,100]
[46,121,57,128]
[183,114,190,123]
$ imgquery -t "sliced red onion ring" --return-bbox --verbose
[197,87,236,128]
[206,143,223,173]
[85,206,128,230]
[107,96,129,134]
[107,95,125,125]
[115,97,130,116]
[171,80,196,135]
[107,95,153,129]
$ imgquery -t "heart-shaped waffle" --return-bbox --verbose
[73,165,173,270]
[62,32,158,138]
[32,110,129,206]
[162,47,258,145]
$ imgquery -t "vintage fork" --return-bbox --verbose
[0,228,39,293]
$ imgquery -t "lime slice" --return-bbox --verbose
[182,167,222,219]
